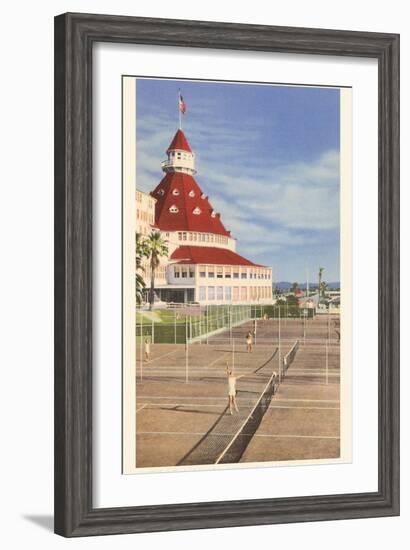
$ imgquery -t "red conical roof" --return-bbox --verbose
[171,246,262,266]
[150,172,230,236]
[166,129,192,153]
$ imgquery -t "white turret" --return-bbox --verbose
[161,129,196,175]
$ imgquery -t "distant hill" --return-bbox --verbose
[274,281,340,290]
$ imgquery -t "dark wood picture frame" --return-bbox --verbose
[54,12,400,537]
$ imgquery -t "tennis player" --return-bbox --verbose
[245,331,253,353]
[144,338,151,362]
[226,363,244,415]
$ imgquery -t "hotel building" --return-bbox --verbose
[136,128,273,304]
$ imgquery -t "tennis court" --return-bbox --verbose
[135,314,340,468]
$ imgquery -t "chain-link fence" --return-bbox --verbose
[136,304,315,345]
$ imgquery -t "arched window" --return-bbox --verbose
[169,205,179,213]
[189,190,195,197]
[193,207,201,215]
[172,188,180,196]
[158,189,164,196]
[211,210,216,218]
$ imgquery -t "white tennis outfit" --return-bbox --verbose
[228,376,236,397]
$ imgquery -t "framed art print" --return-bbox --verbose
[54,13,400,536]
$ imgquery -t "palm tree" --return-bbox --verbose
[291,282,299,295]
[135,233,148,305]
[318,267,324,301]
[145,231,168,310]
[320,281,329,300]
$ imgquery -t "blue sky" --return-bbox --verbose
[134,78,340,283]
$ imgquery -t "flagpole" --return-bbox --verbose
[178,90,182,130]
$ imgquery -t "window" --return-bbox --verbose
[208,270,215,278]
[201,193,206,199]
[189,190,195,197]
[181,268,187,278]
[178,232,182,240]
[224,287,232,301]
[189,269,195,278]
[199,266,206,278]
[158,189,164,196]
[225,267,232,278]
[217,267,223,279]
[233,271,239,279]
[241,271,247,279]
[208,287,215,300]
[182,232,187,241]
[211,211,216,218]
[172,188,180,196]
[193,207,201,215]
[174,267,180,278]
[169,204,179,213]
[199,287,206,301]
[217,286,224,300]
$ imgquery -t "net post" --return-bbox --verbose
[174,309,176,344]
[152,318,154,344]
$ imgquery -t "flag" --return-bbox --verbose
[178,92,186,114]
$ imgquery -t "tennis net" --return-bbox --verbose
[215,370,278,464]
[283,339,299,376]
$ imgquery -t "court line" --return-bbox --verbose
[137,396,340,403]
[136,402,339,411]
[137,431,340,439]
[207,351,238,368]
[138,349,179,365]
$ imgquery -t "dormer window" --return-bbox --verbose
[189,190,195,198]
[172,189,180,196]
[211,210,216,218]
[201,193,206,199]
[158,189,164,196]
[169,205,179,213]
[193,207,201,215]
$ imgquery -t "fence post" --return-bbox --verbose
[232,335,235,371]
[206,304,209,345]
[327,304,331,343]
[303,311,306,345]
[278,305,282,383]
[185,316,189,383]
[229,305,232,346]
[140,315,143,381]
